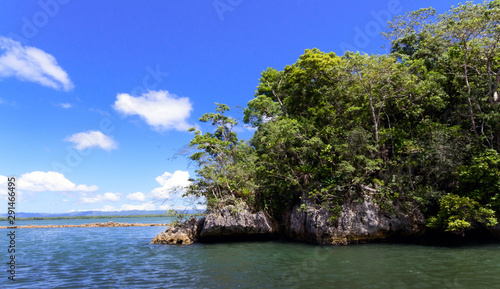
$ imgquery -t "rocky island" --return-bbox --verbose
[155,2,500,246]
[152,198,500,245]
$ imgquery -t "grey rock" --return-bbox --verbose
[150,216,205,245]
[152,196,425,245]
[285,195,425,244]
[199,203,278,241]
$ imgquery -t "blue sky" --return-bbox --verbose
[0,0,461,214]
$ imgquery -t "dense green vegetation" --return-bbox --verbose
[186,1,500,234]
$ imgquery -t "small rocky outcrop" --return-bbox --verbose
[284,195,425,244]
[150,217,205,245]
[199,204,279,242]
[151,204,279,244]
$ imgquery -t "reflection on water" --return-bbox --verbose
[1,218,499,288]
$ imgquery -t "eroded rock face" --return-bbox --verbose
[150,217,205,245]
[152,197,425,245]
[285,196,425,244]
[199,204,279,241]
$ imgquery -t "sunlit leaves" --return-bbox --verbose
[427,194,497,235]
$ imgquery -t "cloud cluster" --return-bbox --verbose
[0,176,7,197]
[18,171,98,192]
[84,171,194,212]
[81,192,121,203]
[126,192,146,201]
[89,202,203,212]
[64,130,117,151]
[87,202,156,212]
[113,90,192,131]
[0,37,73,91]
[0,170,200,213]
[120,203,156,211]
[151,170,191,199]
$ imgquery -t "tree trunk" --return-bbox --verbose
[368,90,379,143]
[463,50,479,138]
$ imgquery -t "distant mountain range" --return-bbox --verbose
[0,210,202,218]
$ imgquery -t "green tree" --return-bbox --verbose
[186,103,256,209]
[427,194,497,236]
[187,2,500,236]
[458,149,500,210]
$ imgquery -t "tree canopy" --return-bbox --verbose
[185,1,500,234]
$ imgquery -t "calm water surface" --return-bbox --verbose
[2,217,500,288]
[13,216,174,226]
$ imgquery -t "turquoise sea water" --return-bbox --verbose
[2,217,500,288]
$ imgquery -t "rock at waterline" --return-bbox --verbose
[151,197,426,245]
[150,217,205,245]
[284,195,425,244]
[199,204,279,241]
[151,204,279,244]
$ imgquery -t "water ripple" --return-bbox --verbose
[1,219,499,288]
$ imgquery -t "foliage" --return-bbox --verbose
[186,103,256,210]
[185,1,500,234]
[427,194,497,235]
[458,149,500,210]
[165,209,185,227]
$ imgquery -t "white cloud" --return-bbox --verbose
[159,203,206,211]
[18,171,98,192]
[120,202,156,211]
[64,130,117,151]
[113,90,192,131]
[98,205,118,212]
[58,103,72,109]
[0,37,73,91]
[151,170,191,199]
[127,192,146,201]
[69,205,117,212]
[0,175,7,197]
[81,192,121,203]
[69,203,156,212]
[0,176,26,201]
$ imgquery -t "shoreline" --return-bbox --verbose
[0,213,204,221]
[0,221,169,229]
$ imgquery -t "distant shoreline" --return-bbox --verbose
[0,213,204,222]
[0,221,170,229]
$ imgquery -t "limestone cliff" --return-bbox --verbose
[199,203,279,241]
[151,197,425,245]
[284,196,425,244]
